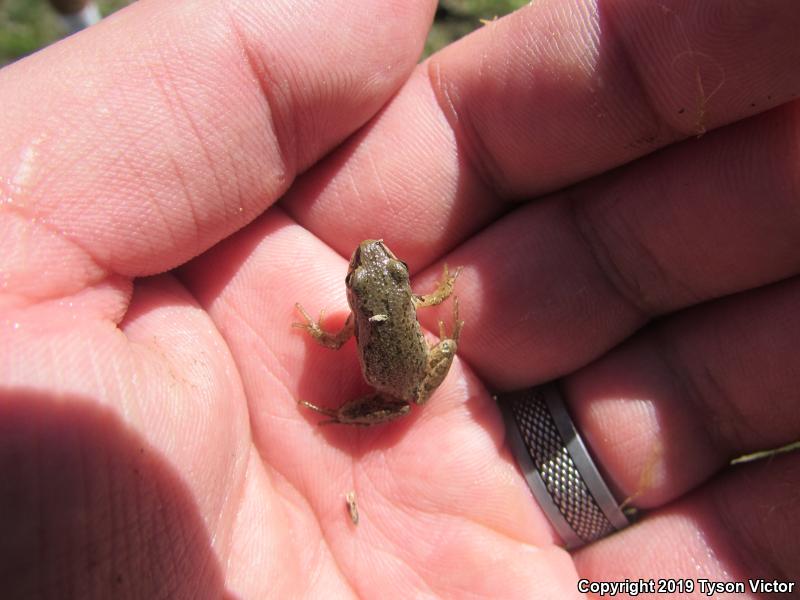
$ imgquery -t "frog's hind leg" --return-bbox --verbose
[416,298,464,404]
[413,264,463,308]
[298,394,410,426]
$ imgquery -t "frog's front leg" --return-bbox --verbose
[299,393,410,425]
[414,264,463,308]
[293,303,354,349]
[416,298,464,404]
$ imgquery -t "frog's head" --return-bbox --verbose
[345,239,410,298]
[349,239,393,270]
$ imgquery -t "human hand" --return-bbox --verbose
[2,1,798,598]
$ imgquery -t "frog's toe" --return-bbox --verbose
[298,399,337,417]
[447,264,463,283]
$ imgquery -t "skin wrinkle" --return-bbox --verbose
[203,288,296,412]
[365,146,390,212]
[647,320,729,460]
[141,60,189,234]
[578,185,703,312]
[344,164,363,219]
[310,537,340,597]
[284,457,356,597]
[697,360,745,449]
[426,59,512,202]
[574,0,601,56]
[206,438,247,576]
[596,1,678,143]
[768,475,799,578]
[162,51,241,225]
[87,336,111,413]
[390,507,531,599]
[709,471,783,583]
[360,447,533,580]
[29,125,95,197]
[565,193,651,321]
[0,205,109,305]
[173,39,240,202]
[319,505,360,598]
[386,468,536,550]
[166,154,201,244]
[693,305,766,447]
[112,341,142,422]
[145,56,220,247]
[106,103,177,217]
[123,137,179,272]
[225,9,297,184]
[31,138,83,197]
[224,116,256,226]
[242,445,322,593]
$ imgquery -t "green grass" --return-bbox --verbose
[0,1,528,66]
[0,0,130,65]
[425,0,529,57]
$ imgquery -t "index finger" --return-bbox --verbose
[0,0,436,303]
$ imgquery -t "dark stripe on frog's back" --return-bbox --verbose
[354,290,427,401]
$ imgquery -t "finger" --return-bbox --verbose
[425,102,800,387]
[562,275,800,509]
[283,68,498,272]
[430,0,800,196]
[0,0,435,301]
[284,0,800,266]
[574,452,799,593]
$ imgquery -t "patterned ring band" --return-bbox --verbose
[498,383,631,549]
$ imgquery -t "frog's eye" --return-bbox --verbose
[347,267,368,291]
[387,259,409,283]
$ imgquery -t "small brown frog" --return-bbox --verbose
[294,239,463,425]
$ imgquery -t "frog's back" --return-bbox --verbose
[353,294,428,402]
[346,239,430,402]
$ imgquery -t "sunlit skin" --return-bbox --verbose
[1,1,799,598]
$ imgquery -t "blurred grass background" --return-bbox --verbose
[0,0,127,65]
[0,0,529,67]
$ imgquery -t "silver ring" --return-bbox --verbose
[498,383,631,549]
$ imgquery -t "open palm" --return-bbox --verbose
[3,1,799,598]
